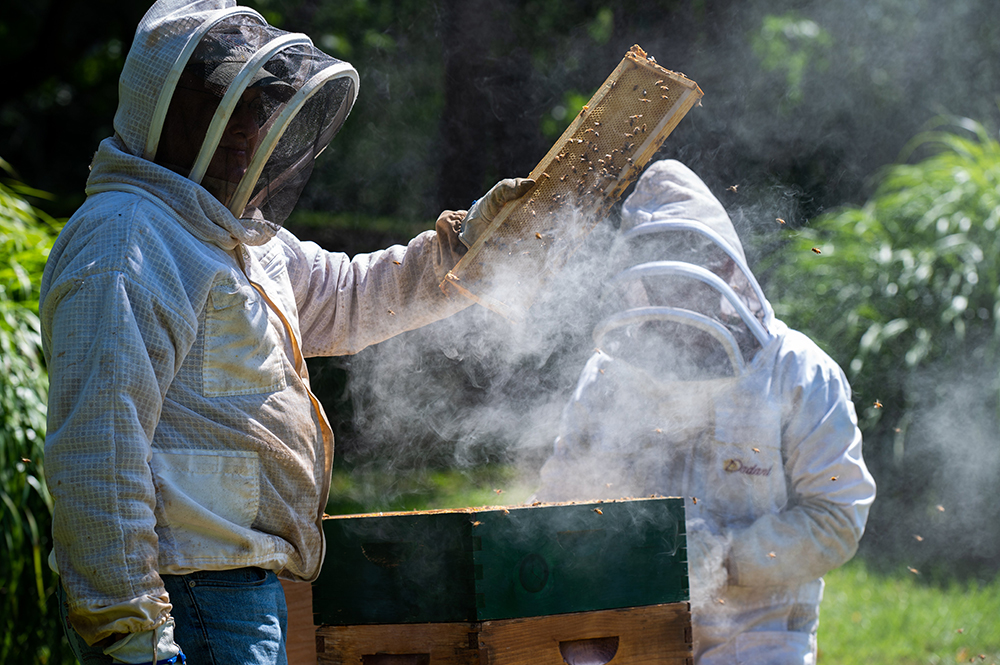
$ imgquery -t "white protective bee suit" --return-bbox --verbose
[40,0,478,653]
[537,160,876,664]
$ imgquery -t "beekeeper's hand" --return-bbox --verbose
[103,616,186,664]
[434,209,468,273]
[458,178,535,248]
[686,518,731,610]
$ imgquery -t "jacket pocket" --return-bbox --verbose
[152,449,261,532]
[202,279,286,397]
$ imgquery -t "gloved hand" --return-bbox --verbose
[458,178,535,248]
[686,518,731,610]
[103,616,186,664]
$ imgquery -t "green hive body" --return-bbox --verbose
[313,497,688,625]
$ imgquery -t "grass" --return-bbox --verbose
[820,559,1000,664]
[326,466,1000,665]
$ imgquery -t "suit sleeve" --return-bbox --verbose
[725,336,876,587]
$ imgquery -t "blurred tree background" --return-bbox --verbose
[2,0,1000,661]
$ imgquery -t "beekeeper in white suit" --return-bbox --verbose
[537,159,876,664]
[40,1,530,663]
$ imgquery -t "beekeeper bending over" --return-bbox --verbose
[536,160,876,665]
[40,1,530,663]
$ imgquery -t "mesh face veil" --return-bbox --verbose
[595,223,774,382]
[129,0,358,227]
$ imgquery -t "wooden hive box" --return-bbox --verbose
[312,498,688,626]
[315,603,693,665]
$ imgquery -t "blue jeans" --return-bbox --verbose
[59,567,288,665]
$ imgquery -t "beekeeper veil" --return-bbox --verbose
[115,0,358,227]
[595,160,774,380]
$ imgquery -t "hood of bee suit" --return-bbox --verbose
[597,159,776,379]
[111,0,358,230]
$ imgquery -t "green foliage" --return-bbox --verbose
[764,118,1000,576]
[751,12,832,108]
[767,117,1000,427]
[0,160,70,664]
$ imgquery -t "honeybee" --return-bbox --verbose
[471,520,482,527]
[654,79,663,86]
[727,185,739,193]
[874,399,883,408]
[907,566,919,575]
[830,476,838,481]
[535,232,542,239]
[494,489,503,494]
[752,447,760,453]
[387,309,395,316]
[768,552,776,558]
[776,218,786,225]
[811,247,822,254]
[593,508,603,515]
[393,260,401,265]
[914,534,924,542]
[691,497,698,505]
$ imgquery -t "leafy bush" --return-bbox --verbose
[765,118,1000,576]
[0,159,71,663]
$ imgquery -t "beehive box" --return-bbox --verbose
[315,603,693,665]
[441,45,703,322]
[312,497,687,626]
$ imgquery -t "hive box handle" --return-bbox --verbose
[559,636,620,665]
[361,654,430,665]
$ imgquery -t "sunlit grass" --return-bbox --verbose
[325,465,535,516]
[820,558,1000,664]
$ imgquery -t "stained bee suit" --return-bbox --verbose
[37,0,516,662]
[537,160,876,665]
